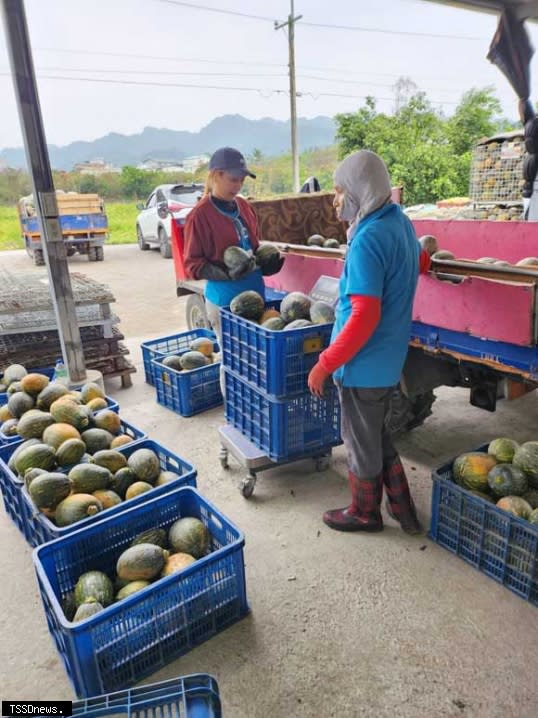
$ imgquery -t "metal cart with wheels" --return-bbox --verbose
[218,424,333,498]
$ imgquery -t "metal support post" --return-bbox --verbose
[1,0,86,383]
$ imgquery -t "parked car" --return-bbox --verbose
[136,183,203,258]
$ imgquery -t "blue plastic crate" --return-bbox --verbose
[0,418,147,539]
[221,301,334,398]
[0,394,120,446]
[0,442,26,533]
[430,445,538,607]
[33,486,247,697]
[152,355,222,418]
[22,675,222,718]
[22,436,195,547]
[224,368,342,462]
[141,329,217,386]
[0,367,56,435]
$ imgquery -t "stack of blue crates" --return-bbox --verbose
[221,300,342,462]
[1,361,246,702]
[142,329,223,416]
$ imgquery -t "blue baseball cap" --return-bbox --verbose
[209,147,256,179]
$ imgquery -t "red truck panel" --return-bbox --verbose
[264,253,343,294]
[412,219,538,263]
[413,275,536,346]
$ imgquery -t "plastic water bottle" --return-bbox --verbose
[55,358,69,386]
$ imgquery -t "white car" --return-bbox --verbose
[136,183,203,258]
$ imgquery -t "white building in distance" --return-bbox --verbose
[73,159,121,175]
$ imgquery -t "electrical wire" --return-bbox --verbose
[155,0,489,41]
[22,66,288,80]
[34,46,288,69]
[156,0,275,22]
[12,65,464,97]
[0,70,460,105]
[299,20,486,41]
[31,47,489,88]
[0,71,288,95]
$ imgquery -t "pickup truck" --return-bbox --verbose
[169,188,538,435]
[18,191,108,265]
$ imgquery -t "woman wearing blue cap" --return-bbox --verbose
[184,147,284,390]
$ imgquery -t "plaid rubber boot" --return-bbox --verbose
[323,471,383,532]
[382,456,422,535]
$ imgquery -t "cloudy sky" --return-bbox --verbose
[1,0,537,149]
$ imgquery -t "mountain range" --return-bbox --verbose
[0,114,337,171]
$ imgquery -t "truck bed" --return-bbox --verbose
[21,213,108,237]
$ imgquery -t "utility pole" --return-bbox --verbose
[275,1,302,193]
[1,0,86,383]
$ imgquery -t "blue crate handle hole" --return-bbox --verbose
[209,514,223,532]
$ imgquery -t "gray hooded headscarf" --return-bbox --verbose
[333,150,392,241]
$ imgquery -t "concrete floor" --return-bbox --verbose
[1,245,537,718]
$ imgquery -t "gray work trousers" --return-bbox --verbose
[337,383,397,477]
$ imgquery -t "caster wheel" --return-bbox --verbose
[315,456,331,472]
[240,475,256,498]
[219,447,229,470]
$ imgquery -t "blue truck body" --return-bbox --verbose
[19,198,108,265]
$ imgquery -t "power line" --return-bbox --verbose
[156,0,275,22]
[15,64,464,96]
[22,66,287,80]
[300,20,486,40]
[155,0,488,41]
[31,46,489,87]
[0,71,288,95]
[0,70,461,105]
[34,46,288,69]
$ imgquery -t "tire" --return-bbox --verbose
[137,225,150,251]
[159,227,172,259]
[186,294,211,330]
[88,246,98,262]
[34,249,45,266]
[385,386,436,437]
[94,245,104,261]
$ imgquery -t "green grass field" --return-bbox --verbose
[0,203,139,251]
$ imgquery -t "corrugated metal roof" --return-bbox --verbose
[475,129,524,143]
[424,1,538,20]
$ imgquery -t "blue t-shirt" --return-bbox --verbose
[204,198,265,307]
[333,203,420,388]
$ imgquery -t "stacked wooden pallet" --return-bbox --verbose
[0,270,135,387]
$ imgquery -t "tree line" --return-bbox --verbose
[0,86,516,208]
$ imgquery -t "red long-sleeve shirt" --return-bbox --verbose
[184,195,260,279]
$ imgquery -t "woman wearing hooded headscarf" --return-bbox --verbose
[308,150,431,534]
